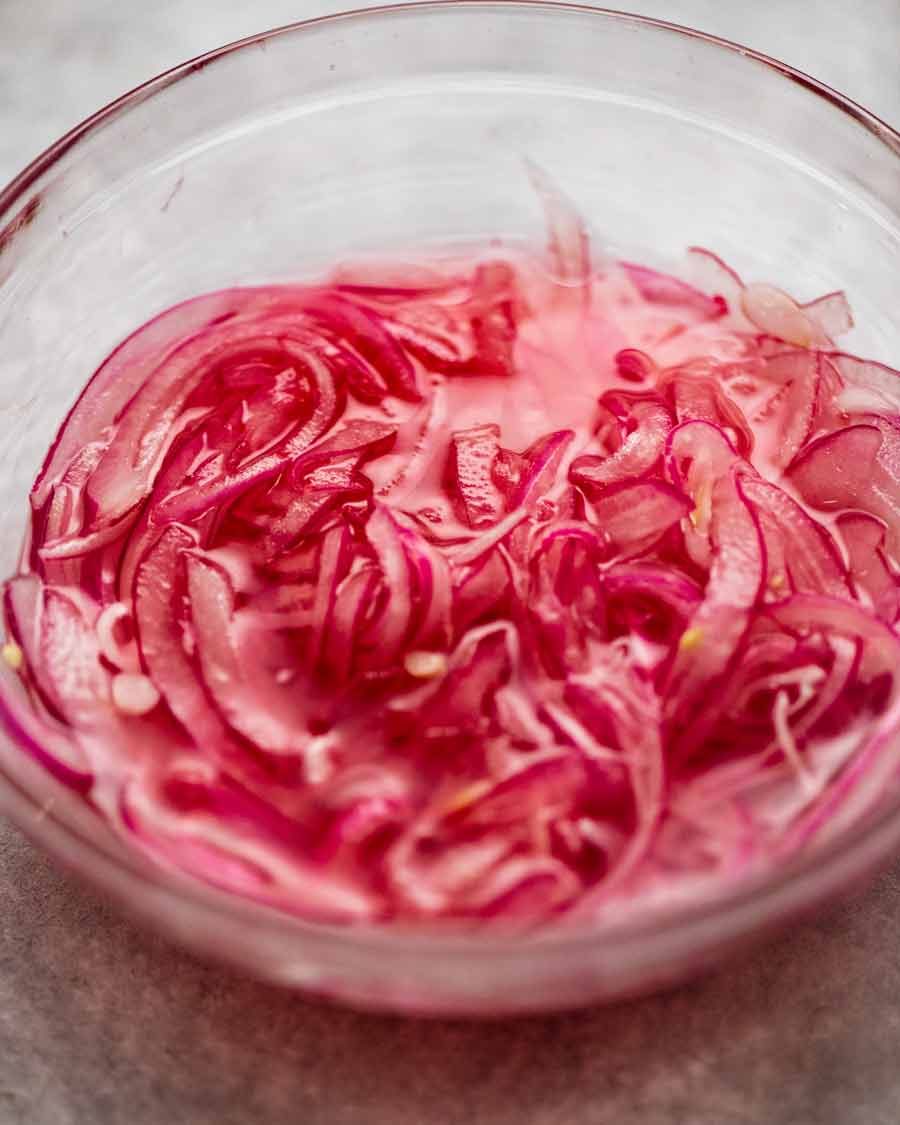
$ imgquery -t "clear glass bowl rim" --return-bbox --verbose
[0,0,899,968]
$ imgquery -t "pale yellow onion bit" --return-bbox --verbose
[403,650,449,679]
[442,779,492,816]
[678,627,704,653]
[1,641,23,670]
[740,283,813,348]
[689,479,712,532]
[111,673,160,716]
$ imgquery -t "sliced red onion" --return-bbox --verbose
[453,548,512,632]
[757,350,826,469]
[565,652,664,891]
[303,292,421,402]
[661,363,754,457]
[185,554,317,772]
[394,516,453,650]
[322,563,381,683]
[829,352,900,414]
[741,284,815,347]
[357,507,414,666]
[134,524,239,763]
[786,425,892,538]
[837,512,900,623]
[738,475,849,598]
[8,208,900,930]
[621,262,726,320]
[684,246,745,308]
[510,429,575,508]
[364,261,519,379]
[30,287,264,510]
[445,424,507,529]
[570,399,670,496]
[664,460,766,763]
[802,291,853,340]
[527,161,590,291]
[123,766,377,922]
[37,587,112,728]
[95,602,140,672]
[602,562,703,640]
[388,621,515,736]
[615,349,656,383]
[2,576,94,788]
[586,480,691,556]
[155,350,344,523]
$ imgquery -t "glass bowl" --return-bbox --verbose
[1,2,899,1016]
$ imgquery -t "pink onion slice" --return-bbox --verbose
[621,262,726,320]
[30,287,267,509]
[526,160,590,292]
[302,292,421,402]
[802,290,853,340]
[661,363,755,458]
[357,507,414,667]
[185,554,317,776]
[364,260,520,379]
[134,525,237,760]
[570,398,671,496]
[36,587,112,729]
[788,423,882,500]
[738,475,849,598]
[786,424,900,548]
[741,284,815,347]
[684,246,745,307]
[123,765,377,922]
[587,480,691,556]
[837,512,900,623]
[664,440,766,761]
[155,350,344,523]
[757,350,825,469]
[829,352,900,414]
[2,575,94,788]
[445,424,508,529]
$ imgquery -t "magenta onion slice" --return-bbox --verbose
[738,476,849,598]
[586,480,691,556]
[446,424,508,529]
[621,261,726,320]
[6,196,900,930]
[570,397,671,496]
[836,512,900,623]
[189,556,314,749]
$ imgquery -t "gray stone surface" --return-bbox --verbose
[1,3,899,1123]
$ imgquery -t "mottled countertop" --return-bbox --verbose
[2,3,900,1123]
